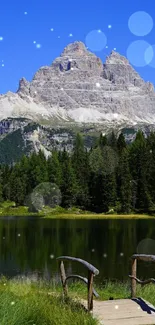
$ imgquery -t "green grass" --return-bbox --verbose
[40,279,155,307]
[102,281,155,307]
[0,203,41,217]
[48,280,130,301]
[1,277,155,324]
[41,206,154,219]
[43,213,154,219]
[0,201,154,219]
[0,277,155,324]
[39,279,155,307]
[0,277,97,325]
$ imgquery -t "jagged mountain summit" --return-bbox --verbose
[0,41,155,127]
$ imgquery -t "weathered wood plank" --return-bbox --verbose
[56,256,99,275]
[88,271,94,312]
[99,316,155,325]
[131,258,137,298]
[132,254,155,262]
[81,299,155,325]
[60,261,68,297]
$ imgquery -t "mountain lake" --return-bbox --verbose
[0,217,155,285]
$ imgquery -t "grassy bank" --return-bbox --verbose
[0,277,155,324]
[43,213,154,219]
[0,201,43,217]
[40,280,155,305]
[0,201,154,219]
[0,277,97,325]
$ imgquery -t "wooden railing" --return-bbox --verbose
[56,256,99,312]
[129,254,155,298]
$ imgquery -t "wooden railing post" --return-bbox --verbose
[88,271,94,312]
[131,258,137,298]
[57,256,99,312]
[60,261,68,297]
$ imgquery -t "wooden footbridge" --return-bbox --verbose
[57,255,155,325]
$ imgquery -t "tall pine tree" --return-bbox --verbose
[60,149,78,208]
[117,148,132,213]
[72,133,90,208]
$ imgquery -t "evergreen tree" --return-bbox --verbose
[146,132,155,205]
[18,155,31,196]
[72,133,90,208]
[27,151,48,190]
[36,150,48,183]
[1,127,155,214]
[47,150,62,187]
[60,149,77,208]
[27,152,39,190]
[2,164,11,200]
[9,170,25,206]
[0,166,4,203]
[117,133,126,154]
[108,131,117,151]
[89,146,117,212]
[98,133,108,148]
[89,146,104,175]
[129,130,152,212]
[118,148,132,213]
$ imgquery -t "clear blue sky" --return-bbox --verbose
[0,0,155,94]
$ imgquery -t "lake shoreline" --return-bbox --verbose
[0,201,154,219]
[0,211,154,219]
[42,213,154,219]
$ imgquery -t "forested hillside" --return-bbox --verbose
[0,130,155,214]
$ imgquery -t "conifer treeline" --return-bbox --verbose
[0,130,155,214]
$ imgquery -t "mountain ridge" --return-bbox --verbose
[0,41,155,128]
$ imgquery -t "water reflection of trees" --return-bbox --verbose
[0,219,154,282]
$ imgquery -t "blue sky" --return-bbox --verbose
[0,0,155,94]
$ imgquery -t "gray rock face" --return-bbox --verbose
[0,41,155,127]
[18,78,30,96]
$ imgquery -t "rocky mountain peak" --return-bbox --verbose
[106,50,129,65]
[0,40,155,127]
[17,77,30,96]
[50,41,103,77]
[60,41,88,57]
[102,50,146,87]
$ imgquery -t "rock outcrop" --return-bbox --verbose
[0,41,155,127]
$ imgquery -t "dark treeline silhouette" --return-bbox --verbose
[1,130,155,214]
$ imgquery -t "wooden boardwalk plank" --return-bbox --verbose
[99,317,155,325]
[81,299,155,325]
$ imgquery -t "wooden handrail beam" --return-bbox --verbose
[131,254,155,262]
[65,274,99,298]
[56,256,99,275]
[129,275,155,285]
[130,254,155,299]
[57,256,99,312]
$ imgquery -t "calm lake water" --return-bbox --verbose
[0,217,155,285]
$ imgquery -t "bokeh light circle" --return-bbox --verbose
[85,29,107,51]
[89,146,118,175]
[145,44,155,68]
[126,40,153,67]
[128,11,153,36]
[25,182,62,212]
[137,238,155,255]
